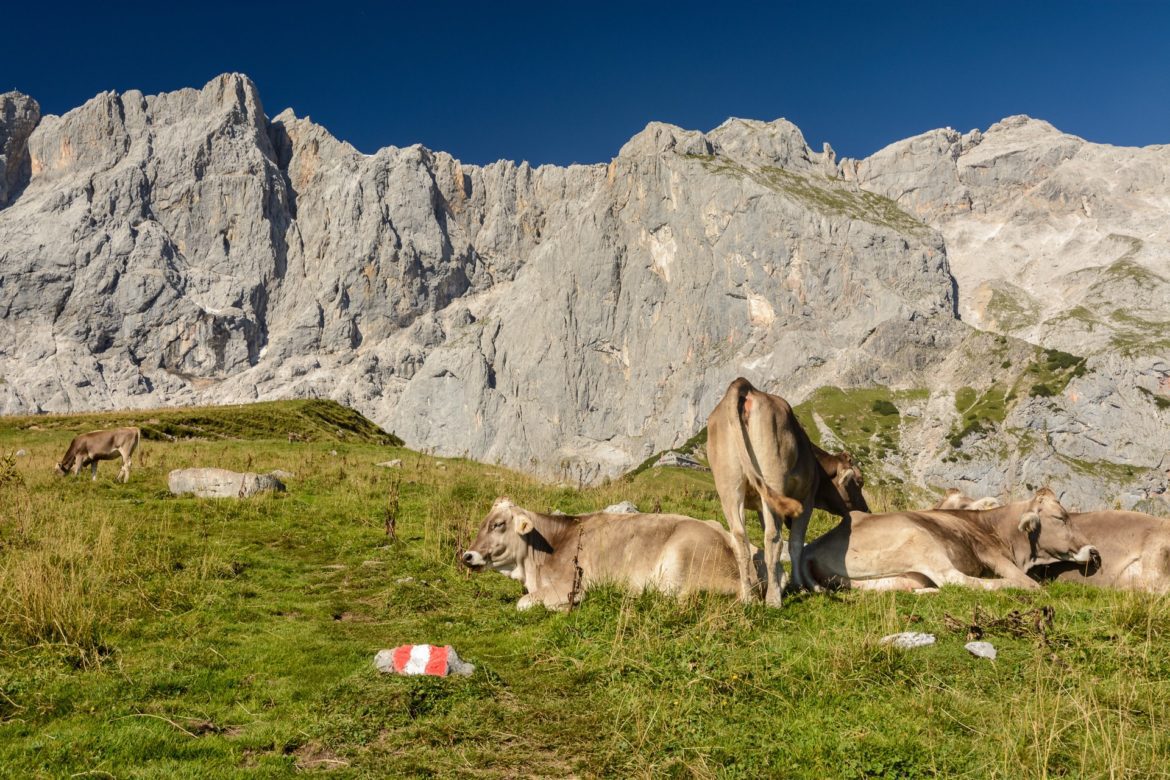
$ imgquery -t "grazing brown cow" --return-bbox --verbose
[707,377,869,606]
[1030,510,1170,592]
[803,488,1099,591]
[55,427,140,483]
[461,498,764,610]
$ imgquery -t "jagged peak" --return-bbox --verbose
[986,114,1059,134]
[707,115,814,170]
[618,121,711,159]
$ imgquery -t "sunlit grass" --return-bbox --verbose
[0,403,1168,777]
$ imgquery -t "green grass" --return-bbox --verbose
[7,399,400,445]
[2,402,1169,777]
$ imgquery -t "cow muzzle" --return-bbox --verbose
[461,550,486,570]
[1073,545,1100,566]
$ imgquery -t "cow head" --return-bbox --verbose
[1019,488,1099,567]
[831,451,869,512]
[461,497,538,579]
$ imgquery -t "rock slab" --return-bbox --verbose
[168,468,286,498]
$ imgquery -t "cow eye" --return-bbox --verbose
[492,521,505,530]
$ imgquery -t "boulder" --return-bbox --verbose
[168,468,286,498]
[602,501,639,514]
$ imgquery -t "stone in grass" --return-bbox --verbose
[879,632,936,649]
[376,459,402,468]
[168,468,286,498]
[374,645,474,677]
[602,501,639,514]
[965,641,997,660]
[14,449,27,457]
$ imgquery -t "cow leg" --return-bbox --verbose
[787,496,816,591]
[983,558,1043,590]
[118,449,131,483]
[848,575,932,592]
[719,488,758,603]
[923,566,1039,591]
[90,462,98,481]
[758,499,786,607]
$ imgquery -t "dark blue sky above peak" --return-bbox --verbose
[6,1,1168,166]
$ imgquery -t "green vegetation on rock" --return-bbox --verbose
[794,387,927,476]
[696,155,929,236]
[983,283,1042,332]
[1014,347,1088,401]
[948,385,1009,449]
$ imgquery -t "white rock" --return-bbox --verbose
[13,449,27,457]
[965,641,997,660]
[602,501,639,514]
[879,632,936,650]
[168,468,286,498]
[374,645,474,677]
[376,459,402,468]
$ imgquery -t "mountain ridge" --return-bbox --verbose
[1,73,1166,510]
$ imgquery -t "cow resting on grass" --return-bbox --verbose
[55,427,140,483]
[802,488,1099,591]
[707,377,869,607]
[932,488,1003,511]
[1029,510,1170,593]
[461,498,763,610]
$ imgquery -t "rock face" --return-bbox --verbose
[0,74,1166,510]
[849,116,1170,355]
[167,467,286,498]
[0,92,40,209]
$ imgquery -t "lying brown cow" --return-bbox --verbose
[1029,510,1170,592]
[803,488,1099,591]
[932,488,1002,511]
[55,427,140,483]
[461,498,763,610]
[707,377,868,606]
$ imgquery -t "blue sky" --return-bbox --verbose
[6,1,1168,166]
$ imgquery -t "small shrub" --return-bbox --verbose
[1030,383,1057,398]
[870,399,899,416]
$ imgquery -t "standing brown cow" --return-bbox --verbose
[707,377,868,606]
[55,427,140,483]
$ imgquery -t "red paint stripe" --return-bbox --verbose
[392,644,413,673]
[425,646,449,676]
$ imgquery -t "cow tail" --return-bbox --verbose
[732,382,803,520]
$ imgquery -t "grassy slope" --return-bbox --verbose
[1,404,1169,778]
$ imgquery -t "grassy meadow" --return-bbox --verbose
[1,402,1168,778]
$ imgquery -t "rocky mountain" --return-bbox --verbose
[0,74,1165,510]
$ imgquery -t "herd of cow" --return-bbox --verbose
[461,378,1170,608]
[51,378,1170,611]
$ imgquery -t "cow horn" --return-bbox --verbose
[1018,511,1040,534]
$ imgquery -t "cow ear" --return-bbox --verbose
[1018,511,1040,534]
[512,511,534,536]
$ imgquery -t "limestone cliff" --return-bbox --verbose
[0,75,1165,510]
